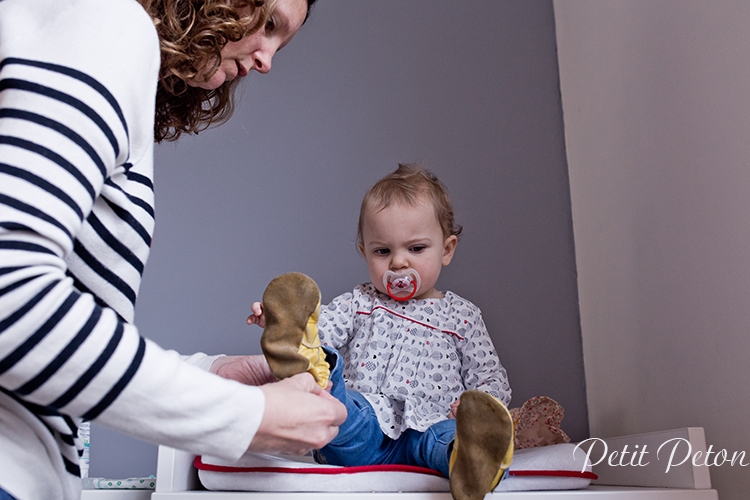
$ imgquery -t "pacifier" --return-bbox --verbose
[382,269,421,301]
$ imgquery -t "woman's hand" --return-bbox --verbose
[246,301,265,328]
[210,355,276,386]
[250,373,347,455]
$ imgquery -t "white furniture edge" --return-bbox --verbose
[81,490,153,500]
[156,444,201,493]
[151,487,718,499]
[82,487,719,500]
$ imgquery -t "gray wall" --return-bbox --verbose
[91,0,586,478]
[555,1,750,499]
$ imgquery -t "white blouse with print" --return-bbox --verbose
[318,283,511,440]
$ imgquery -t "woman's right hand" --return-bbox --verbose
[250,372,347,455]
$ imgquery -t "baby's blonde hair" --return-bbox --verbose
[357,163,462,253]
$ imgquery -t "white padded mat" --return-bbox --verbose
[196,443,595,492]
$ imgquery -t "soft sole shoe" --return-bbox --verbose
[260,272,330,388]
[449,390,514,500]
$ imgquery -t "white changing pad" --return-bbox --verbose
[196,443,595,493]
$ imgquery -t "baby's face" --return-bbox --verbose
[360,198,457,300]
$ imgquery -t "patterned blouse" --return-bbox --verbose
[318,283,511,439]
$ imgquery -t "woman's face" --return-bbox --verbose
[187,0,308,90]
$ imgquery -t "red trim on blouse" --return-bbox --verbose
[356,305,465,340]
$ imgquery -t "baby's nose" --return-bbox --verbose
[390,254,409,269]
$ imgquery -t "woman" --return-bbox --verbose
[0,0,345,499]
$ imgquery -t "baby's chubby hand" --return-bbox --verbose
[246,301,265,328]
[448,398,460,419]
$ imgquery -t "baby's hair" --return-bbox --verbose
[357,163,463,253]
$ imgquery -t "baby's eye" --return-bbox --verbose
[410,245,426,253]
[374,249,390,256]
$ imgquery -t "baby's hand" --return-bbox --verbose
[448,398,460,419]
[246,301,266,328]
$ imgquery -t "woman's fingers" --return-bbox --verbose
[250,373,347,454]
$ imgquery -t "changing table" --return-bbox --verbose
[151,428,719,500]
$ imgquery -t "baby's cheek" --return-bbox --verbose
[368,268,386,293]
[372,281,388,296]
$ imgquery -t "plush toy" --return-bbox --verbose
[260,272,330,388]
[510,396,571,450]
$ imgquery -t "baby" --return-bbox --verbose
[249,163,513,500]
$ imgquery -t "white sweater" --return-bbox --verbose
[0,1,264,498]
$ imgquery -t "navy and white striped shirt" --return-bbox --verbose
[0,1,264,498]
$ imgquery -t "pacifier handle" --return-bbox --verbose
[387,280,418,301]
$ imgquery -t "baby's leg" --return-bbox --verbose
[314,347,391,466]
[316,348,456,474]
[394,419,455,476]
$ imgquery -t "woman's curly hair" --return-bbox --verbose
[139,0,315,143]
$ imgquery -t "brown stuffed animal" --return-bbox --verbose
[510,396,570,449]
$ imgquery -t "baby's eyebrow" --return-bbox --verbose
[407,238,432,245]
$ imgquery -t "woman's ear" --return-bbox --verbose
[442,235,458,266]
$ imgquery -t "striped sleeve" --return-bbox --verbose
[0,5,265,487]
[0,55,144,419]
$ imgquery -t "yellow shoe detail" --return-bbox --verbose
[298,302,330,388]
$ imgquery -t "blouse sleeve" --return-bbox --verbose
[318,291,356,349]
[458,309,512,406]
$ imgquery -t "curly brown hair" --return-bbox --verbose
[138,0,315,143]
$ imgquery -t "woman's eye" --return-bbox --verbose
[265,17,276,31]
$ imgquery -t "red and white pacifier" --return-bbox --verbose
[382,269,421,301]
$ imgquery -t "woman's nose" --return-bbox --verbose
[251,47,275,74]
[252,55,271,74]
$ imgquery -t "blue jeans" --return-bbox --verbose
[316,347,454,477]
[0,488,16,500]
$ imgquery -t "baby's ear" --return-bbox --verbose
[442,235,458,266]
[357,241,365,255]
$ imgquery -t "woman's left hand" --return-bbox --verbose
[210,354,276,385]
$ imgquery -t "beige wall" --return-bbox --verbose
[554,1,750,498]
